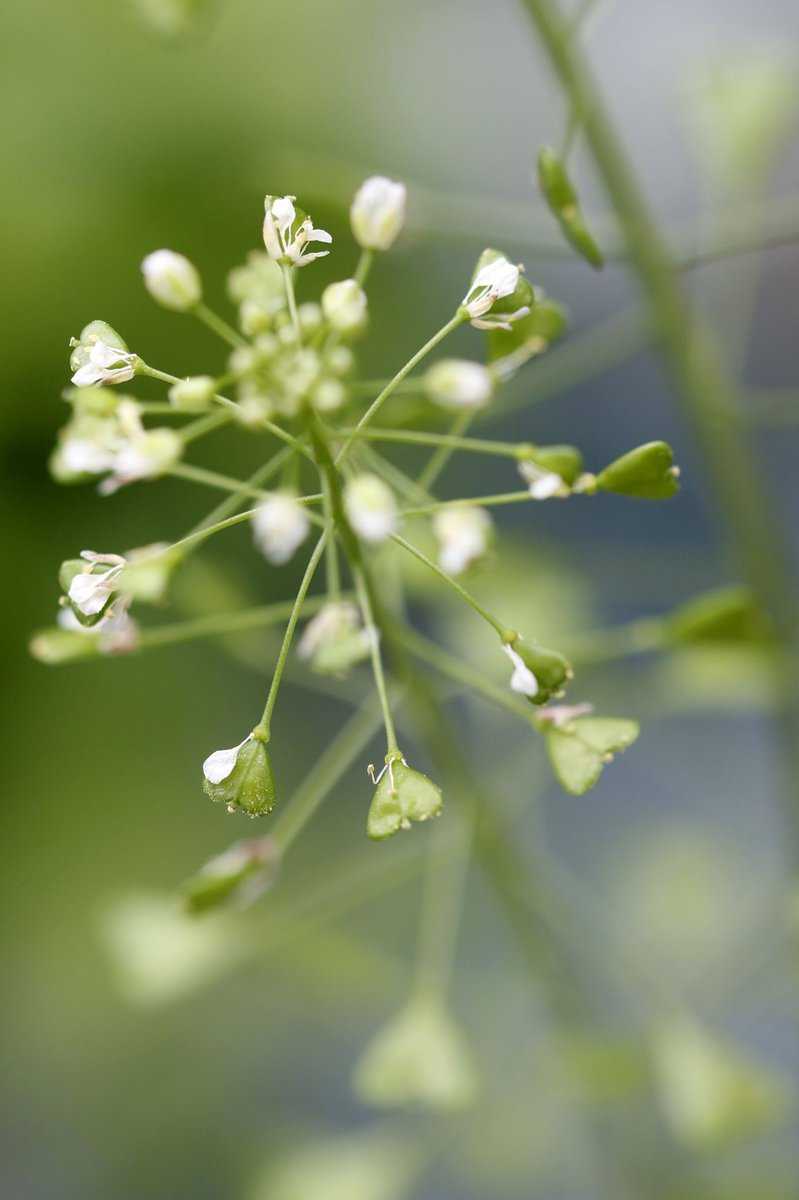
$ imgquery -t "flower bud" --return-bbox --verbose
[664,585,770,645]
[321,279,368,337]
[353,998,477,1109]
[181,837,278,914]
[297,601,372,676]
[540,714,639,795]
[350,175,407,252]
[595,441,680,500]
[460,249,533,331]
[228,250,285,310]
[652,1020,789,1148]
[168,375,215,412]
[30,627,103,664]
[64,385,120,417]
[433,506,492,575]
[311,377,347,414]
[251,492,310,565]
[141,249,202,311]
[344,474,398,544]
[503,637,572,706]
[538,147,604,269]
[423,359,494,410]
[202,730,276,817]
[367,753,443,840]
[263,195,332,267]
[325,345,355,378]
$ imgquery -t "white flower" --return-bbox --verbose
[252,492,310,565]
[168,375,215,412]
[424,359,494,410]
[433,507,492,575]
[98,401,182,495]
[321,279,367,335]
[67,550,127,616]
[71,339,138,387]
[461,256,529,330]
[141,249,202,311]
[350,175,407,251]
[263,195,332,267]
[203,737,251,785]
[502,642,538,699]
[51,428,118,480]
[518,459,565,500]
[344,474,398,543]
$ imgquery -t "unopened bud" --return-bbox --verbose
[350,175,407,252]
[251,492,310,565]
[424,359,494,410]
[322,279,368,337]
[141,249,202,311]
[344,474,398,544]
[168,375,216,412]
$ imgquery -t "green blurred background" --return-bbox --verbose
[2,0,799,1196]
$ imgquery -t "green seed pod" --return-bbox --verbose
[665,585,771,645]
[367,755,443,841]
[353,998,478,1110]
[542,716,639,795]
[538,146,604,269]
[29,628,102,665]
[202,732,277,818]
[596,441,680,500]
[182,837,278,915]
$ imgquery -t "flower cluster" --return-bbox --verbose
[34,174,681,878]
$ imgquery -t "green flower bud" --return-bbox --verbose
[322,279,368,337]
[537,146,604,269]
[168,375,215,412]
[63,385,120,417]
[539,713,639,795]
[311,377,347,414]
[202,730,276,817]
[596,441,680,500]
[181,837,278,915]
[350,176,407,252]
[353,998,477,1110]
[665,585,771,645]
[141,249,202,311]
[29,627,102,664]
[367,754,443,840]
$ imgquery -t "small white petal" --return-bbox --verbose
[503,644,538,698]
[202,738,249,785]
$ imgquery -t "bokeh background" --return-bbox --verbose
[2,0,799,1196]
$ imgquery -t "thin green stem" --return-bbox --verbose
[192,301,247,348]
[169,462,323,520]
[354,567,399,754]
[179,409,234,444]
[416,410,476,492]
[260,532,328,734]
[412,799,473,1004]
[390,533,512,640]
[403,491,534,518]
[354,248,375,287]
[335,312,466,465]
[271,689,398,854]
[355,444,436,507]
[338,426,521,458]
[186,447,293,538]
[137,596,333,650]
[281,264,302,342]
[320,474,341,600]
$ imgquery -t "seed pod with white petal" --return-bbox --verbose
[141,249,202,311]
[69,321,138,388]
[503,636,572,706]
[322,279,368,337]
[344,474,398,544]
[424,359,494,411]
[350,176,407,252]
[251,492,310,565]
[61,550,127,627]
[202,730,276,817]
[433,506,492,575]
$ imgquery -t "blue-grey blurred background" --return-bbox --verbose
[2,0,799,1196]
